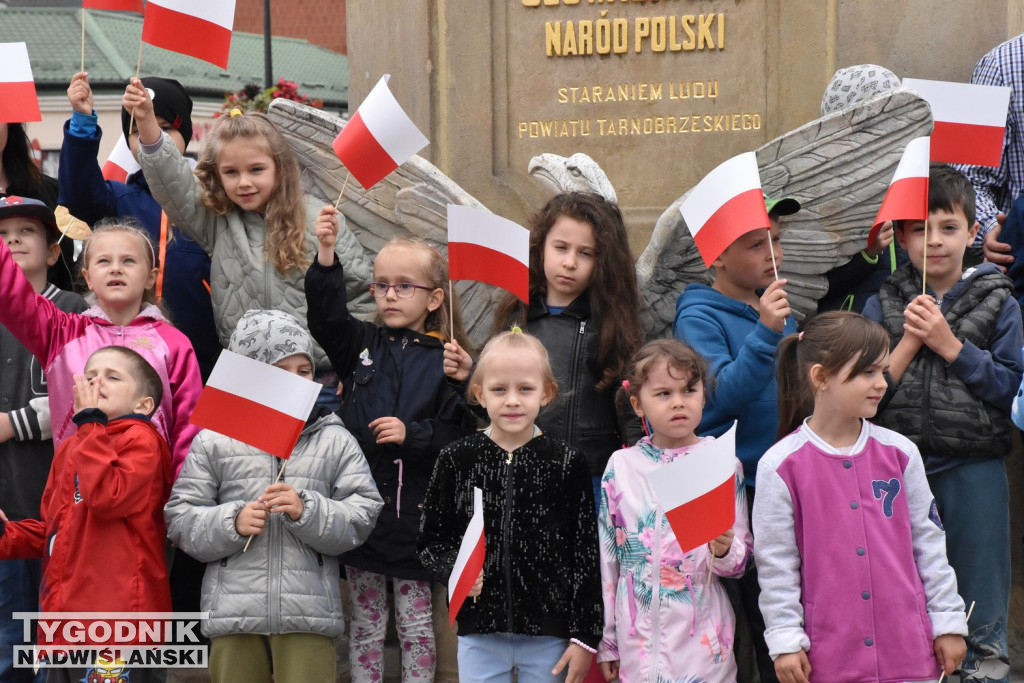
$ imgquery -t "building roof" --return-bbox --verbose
[0,6,348,108]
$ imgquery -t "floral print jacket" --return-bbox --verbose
[598,437,752,683]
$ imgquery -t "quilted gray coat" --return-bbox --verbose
[137,133,375,370]
[164,411,382,638]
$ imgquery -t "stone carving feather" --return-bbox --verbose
[267,98,504,348]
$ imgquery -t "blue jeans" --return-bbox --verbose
[0,558,45,683]
[457,633,567,683]
[929,459,1011,682]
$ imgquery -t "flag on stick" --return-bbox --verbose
[332,75,429,190]
[679,152,770,267]
[190,350,320,459]
[448,487,486,627]
[870,136,930,246]
[0,43,41,123]
[142,0,236,69]
[447,205,530,302]
[83,0,144,12]
[903,78,1010,167]
[647,423,738,553]
[101,134,142,182]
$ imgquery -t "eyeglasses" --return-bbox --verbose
[367,282,435,299]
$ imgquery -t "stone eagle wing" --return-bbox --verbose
[638,87,933,339]
[267,98,503,348]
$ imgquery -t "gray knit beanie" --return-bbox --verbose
[228,310,315,370]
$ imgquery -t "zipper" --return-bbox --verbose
[565,320,586,444]
[268,456,283,632]
[502,448,515,630]
[651,500,662,668]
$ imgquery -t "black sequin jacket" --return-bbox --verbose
[418,432,603,649]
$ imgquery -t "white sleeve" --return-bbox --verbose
[752,457,810,658]
[903,445,969,637]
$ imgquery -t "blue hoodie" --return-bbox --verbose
[674,283,795,487]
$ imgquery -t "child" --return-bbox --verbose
[0,196,86,683]
[0,218,202,475]
[59,73,220,379]
[419,330,603,683]
[485,192,644,504]
[0,345,175,683]
[754,311,968,683]
[126,78,374,400]
[863,165,1023,681]
[305,217,476,682]
[673,195,798,683]
[164,309,383,683]
[597,339,751,682]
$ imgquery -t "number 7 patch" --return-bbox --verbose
[871,478,901,518]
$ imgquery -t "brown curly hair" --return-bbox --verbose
[194,112,308,275]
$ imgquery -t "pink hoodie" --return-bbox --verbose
[0,238,201,476]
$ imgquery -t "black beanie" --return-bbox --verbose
[121,76,194,146]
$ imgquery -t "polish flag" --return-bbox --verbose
[903,78,1010,167]
[448,487,486,627]
[142,0,236,69]
[83,0,144,12]
[447,205,530,302]
[647,423,737,553]
[101,134,141,182]
[679,152,769,267]
[870,136,930,246]
[190,350,320,459]
[333,75,429,190]
[0,43,41,123]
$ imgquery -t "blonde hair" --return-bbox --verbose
[80,219,158,306]
[377,237,472,352]
[194,111,308,275]
[468,329,557,405]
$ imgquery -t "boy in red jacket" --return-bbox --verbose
[0,345,173,683]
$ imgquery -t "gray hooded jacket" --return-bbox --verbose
[164,310,382,638]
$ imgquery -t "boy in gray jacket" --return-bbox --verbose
[165,309,382,683]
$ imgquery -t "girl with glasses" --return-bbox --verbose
[305,212,477,683]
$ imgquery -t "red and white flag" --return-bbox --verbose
[333,75,429,190]
[142,0,236,69]
[870,136,930,246]
[102,134,141,182]
[447,205,530,302]
[647,423,737,553]
[448,487,485,627]
[0,43,41,123]
[190,350,320,459]
[903,78,1010,167]
[83,0,144,12]
[679,152,769,267]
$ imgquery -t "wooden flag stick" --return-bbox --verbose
[922,218,929,296]
[126,39,144,141]
[706,552,715,596]
[769,228,780,281]
[334,171,351,210]
[81,7,86,74]
[242,460,286,552]
[449,280,455,343]
[936,599,975,683]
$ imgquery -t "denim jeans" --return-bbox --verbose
[457,633,567,683]
[929,459,1011,683]
[0,558,45,683]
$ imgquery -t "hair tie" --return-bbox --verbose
[229,108,243,118]
[621,379,631,391]
[798,331,805,341]
[510,325,523,335]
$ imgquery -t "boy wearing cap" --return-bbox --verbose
[673,195,798,683]
[58,72,219,380]
[0,196,86,683]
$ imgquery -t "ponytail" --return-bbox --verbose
[775,333,812,440]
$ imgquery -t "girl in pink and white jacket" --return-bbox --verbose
[0,220,201,475]
[754,312,967,683]
[598,340,751,683]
